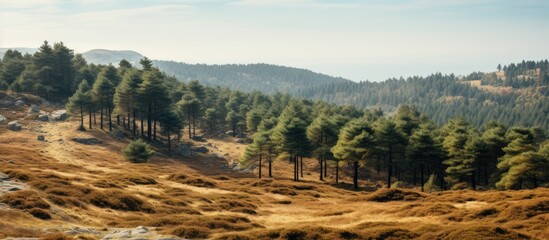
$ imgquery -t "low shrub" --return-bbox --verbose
[169,226,211,239]
[366,188,424,202]
[122,139,154,163]
[28,208,51,220]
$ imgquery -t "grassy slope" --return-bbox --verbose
[0,103,548,240]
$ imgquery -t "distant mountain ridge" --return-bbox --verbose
[82,49,144,66]
[81,49,353,93]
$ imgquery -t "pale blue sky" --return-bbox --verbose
[1,0,548,81]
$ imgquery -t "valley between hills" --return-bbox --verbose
[0,94,547,240]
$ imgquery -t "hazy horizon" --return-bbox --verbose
[1,0,548,82]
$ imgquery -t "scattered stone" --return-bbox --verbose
[101,226,153,240]
[175,145,192,157]
[64,226,101,236]
[210,153,226,161]
[0,100,14,107]
[191,135,206,142]
[110,129,126,139]
[29,104,40,113]
[50,110,68,121]
[192,145,209,153]
[37,135,45,141]
[0,180,28,195]
[72,137,101,145]
[14,100,25,107]
[37,114,49,122]
[236,139,246,144]
[0,173,9,180]
[236,133,246,138]
[0,114,6,124]
[7,121,22,131]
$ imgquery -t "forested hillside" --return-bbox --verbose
[79,49,548,130]
[298,71,549,130]
[1,41,547,192]
[153,61,352,93]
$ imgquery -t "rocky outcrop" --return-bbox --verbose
[7,121,21,131]
[50,110,68,121]
[0,114,6,124]
[101,226,153,240]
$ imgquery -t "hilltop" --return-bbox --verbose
[82,49,144,66]
[0,94,548,239]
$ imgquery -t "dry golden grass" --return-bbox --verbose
[1,105,548,239]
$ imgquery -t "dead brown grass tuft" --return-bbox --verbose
[443,226,531,240]
[497,198,549,222]
[361,188,425,202]
[41,232,72,240]
[88,190,155,212]
[168,174,217,188]
[169,226,211,239]
[1,190,50,210]
[28,208,52,220]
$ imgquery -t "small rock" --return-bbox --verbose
[8,187,21,191]
[72,137,101,145]
[37,135,45,141]
[236,139,246,144]
[191,135,206,142]
[50,110,68,121]
[0,173,9,180]
[0,114,6,124]
[7,121,21,131]
[110,129,126,139]
[236,133,246,138]
[175,145,192,157]
[192,146,209,153]
[37,115,49,122]
[0,100,14,107]
[15,100,25,107]
[29,104,40,113]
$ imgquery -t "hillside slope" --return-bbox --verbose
[153,61,353,93]
[0,96,548,239]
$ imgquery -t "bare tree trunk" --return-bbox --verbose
[258,151,262,179]
[319,156,323,181]
[335,163,339,183]
[300,156,303,178]
[420,164,424,192]
[88,111,92,129]
[167,128,171,152]
[353,161,358,190]
[108,106,112,132]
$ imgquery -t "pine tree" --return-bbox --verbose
[91,70,115,130]
[406,123,445,191]
[177,91,200,139]
[374,118,407,187]
[496,128,545,189]
[138,69,172,141]
[114,69,143,138]
[307,114,341,181]
[272,100,312,181]
[332,118,375,190]
[66,80,91,130]
[442,117,477,189]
